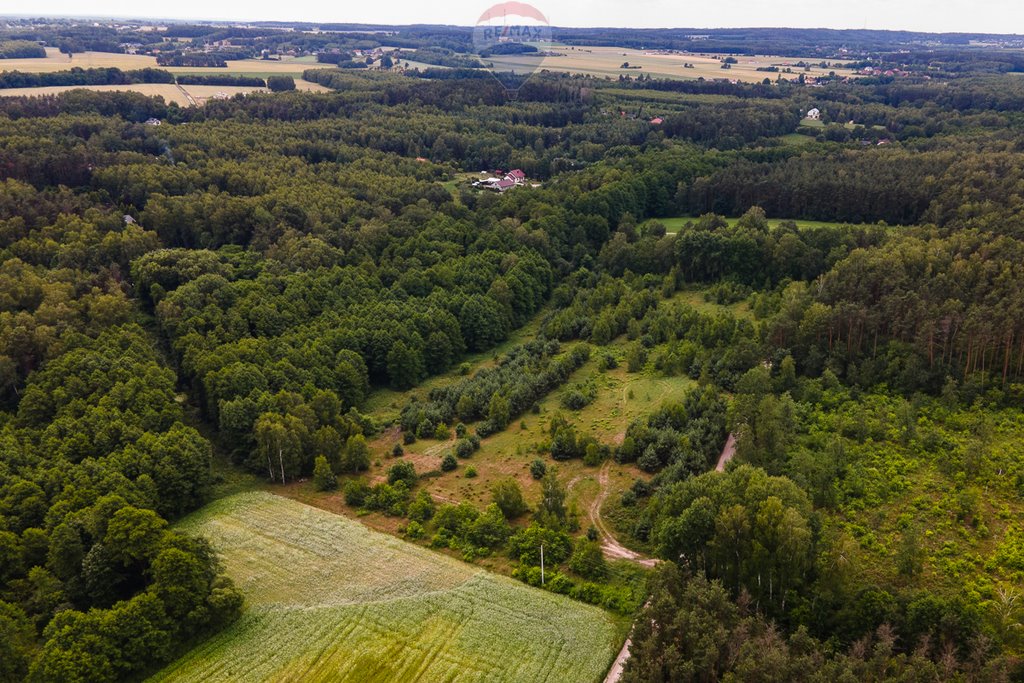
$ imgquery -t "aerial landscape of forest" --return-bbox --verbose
[0,5,1022,682]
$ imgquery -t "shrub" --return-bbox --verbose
[364,481,410,516]
[465,466,478,478]
[455,439,474,459]
[626,343,647,372]
[561,380,597,410]
[407,490,436,523]
[569,538,607,579]
[434,422,451,440]
[547,573,574,594]
[467,503,509,547]
[341,434,370,473]
[583,443,605,467]
[387,460,417,487]
[570,581,603,604]
[392,443,404,457]
[440,453,458,472]
[530,458,547,480]
[404,520,425,539]
[343,479,370,506]
[313,455,337,491]
[403,432,416,445]
[455,423,467,437]
[508,524,572,566]
[493,479,529,519]
[416,419,435,439]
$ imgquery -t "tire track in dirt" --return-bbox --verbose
[715,433,737,472]
[589,462,658,568]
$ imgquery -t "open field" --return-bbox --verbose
[0,83,191,104]
[0,47,318,76]
[488,44,858,83]
[150,492,622,683]
[0,78,328,106]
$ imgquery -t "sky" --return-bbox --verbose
[11,0,1024,34]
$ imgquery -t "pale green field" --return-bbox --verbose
[149,492,621,683]
[487,45,858,83]
[657,215,885,234]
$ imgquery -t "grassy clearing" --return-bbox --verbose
[150,492,623,683]
[352,351,693,550]
[657,215,889,234]
[668,286,754,319]
[778,132,817,146]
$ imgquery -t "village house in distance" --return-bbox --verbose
[473,168,527,192]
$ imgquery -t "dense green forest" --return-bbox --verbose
[0,38,1023,681]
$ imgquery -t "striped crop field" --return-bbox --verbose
[148,492,622,682]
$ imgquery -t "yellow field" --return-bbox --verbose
[0,83,188,103]
[0,47,318,76]
[0,79,328,106]
[489,44,857,83]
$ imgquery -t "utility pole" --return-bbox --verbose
[540,543,545,586]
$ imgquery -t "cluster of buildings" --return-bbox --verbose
[473,169,527,192]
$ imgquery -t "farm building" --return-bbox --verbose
[806,107,821,120]
[473,169,528,192]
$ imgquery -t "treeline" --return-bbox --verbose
[681,150,945,225]
[616,387,727,475]
[772,230,1024,391]
[657,100,799,148]
[625,566,1011,682]
[400,48,483,69]
[400,340,591,438]
[155,53,228,68]
[139,246,552,473]
[0,40,45,58]
[0,324,241,681]
[0,67,175,89]
[175,74,266,87]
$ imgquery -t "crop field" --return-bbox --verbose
[0,83,190,103]
[487,44,859,83]
[0,47,317,76]
[0,78,328,106]
[149,492,622,683]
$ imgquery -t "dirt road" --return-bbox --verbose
[604,634,633,683]
[589,462,658,568]
[715,433,737,472]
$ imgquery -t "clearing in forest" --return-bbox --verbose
[149,492,622,683]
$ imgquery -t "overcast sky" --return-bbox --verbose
[13,0,1024,34]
